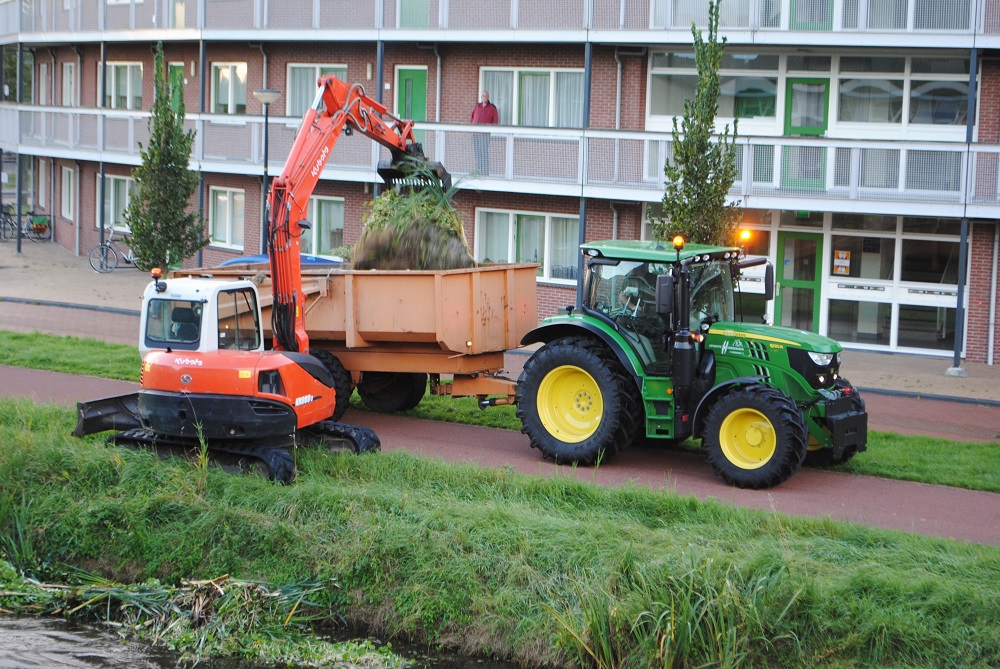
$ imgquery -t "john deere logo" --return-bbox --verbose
[720,339,746,356]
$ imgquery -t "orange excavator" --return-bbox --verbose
[74,77,451,481]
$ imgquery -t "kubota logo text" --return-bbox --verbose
[311,147,330,178]
[175,357,203,366]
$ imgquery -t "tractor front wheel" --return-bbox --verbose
[516,337,641,465]
[702,385,807,489]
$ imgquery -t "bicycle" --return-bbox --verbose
[1,207,50,242]
[88,233,141,273]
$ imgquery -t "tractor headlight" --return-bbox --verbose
[807,351,835,366]
[788,348,841,390]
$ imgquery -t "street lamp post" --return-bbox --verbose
[253,88,281,254]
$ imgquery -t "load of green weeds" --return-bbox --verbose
[352,161,474,270]
[0,398,998,669]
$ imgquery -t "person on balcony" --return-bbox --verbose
[470,90,498,175]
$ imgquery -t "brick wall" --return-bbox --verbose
[967,221,1000,364]
[979,59,1000,143]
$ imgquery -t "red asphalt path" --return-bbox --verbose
[2,365,998,547]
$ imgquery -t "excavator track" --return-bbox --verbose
[108,422,379,483]
[304,421,381,454]
[109,428,297,483]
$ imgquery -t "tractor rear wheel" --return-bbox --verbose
[702,385,807,489]
[357,372,428,413]
[516,337,641,465]
[311,349,353,422]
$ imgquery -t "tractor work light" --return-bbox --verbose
[672,235,685,250]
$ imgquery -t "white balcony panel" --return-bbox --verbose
[316,0,379,29]
[446,0,511,29]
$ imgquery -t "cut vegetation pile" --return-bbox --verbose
[352,167,474,271]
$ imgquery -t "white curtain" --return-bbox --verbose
[549,217,579,279]
[516,214,545,274]
[519,72,550,127]
[483,70,513,125]
[478,211,510,264]
[554,72,584,128]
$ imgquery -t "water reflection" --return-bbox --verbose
[0,617,179,669]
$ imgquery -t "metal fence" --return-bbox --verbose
[11,106,1000,214]
[4,0,993,34]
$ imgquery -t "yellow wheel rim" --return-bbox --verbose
[537,365,604,443]
[719,408,776,470]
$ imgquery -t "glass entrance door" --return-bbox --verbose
[776,231,823,332]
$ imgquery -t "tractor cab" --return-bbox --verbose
[139,275,264,356]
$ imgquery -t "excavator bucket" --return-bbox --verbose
[377,156,453,194]
[72,393,143,437]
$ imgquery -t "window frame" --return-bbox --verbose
[286,63,348,117]
[473,208,580,284]
[479,67,586,128]
[208,186,245,250]
[60,166,75,221]
[300,195,345,256]
[96,174,136,233]
[61,61,76,107]
[211,63,248,115]
[100,61,143,110]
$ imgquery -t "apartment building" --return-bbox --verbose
[1,0,998,363]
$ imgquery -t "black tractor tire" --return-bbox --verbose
[806,386,866,467]
[515,337,642,465]
[357,372,428,413]
[701,385,807,489]
[311,349,353,422]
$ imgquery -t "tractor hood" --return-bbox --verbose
[706,322,842,354]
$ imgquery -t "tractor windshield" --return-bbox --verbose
[688,260,735,330]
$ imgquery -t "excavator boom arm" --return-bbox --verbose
[267,77,439,354]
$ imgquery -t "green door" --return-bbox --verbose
[775,231,823,333]
[168,64,185,113]
[782,78,829,191]
[397,68,427,143]
[791,0,833,30]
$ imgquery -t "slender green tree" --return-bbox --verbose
[124,42,204,270]
[653,0,741,246]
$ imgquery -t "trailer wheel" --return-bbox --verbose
[702,385,807,489]
[357,372,428,413]
[312,349,353,422]
[516,337,641,465]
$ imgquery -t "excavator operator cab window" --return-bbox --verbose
[144,299,203,351]
[217,288,261,350]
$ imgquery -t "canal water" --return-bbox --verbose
[0,616,520,669]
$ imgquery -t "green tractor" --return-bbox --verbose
[516,237,868,489]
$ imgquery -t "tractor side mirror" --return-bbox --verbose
[763,263,775,301]
[655,274,674,318]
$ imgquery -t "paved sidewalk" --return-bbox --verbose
[2,239,1000,405]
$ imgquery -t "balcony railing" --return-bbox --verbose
[5,0,998,35]
[9,104,1000,216]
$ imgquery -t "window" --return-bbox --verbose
[837,57,905,124]
[38,63,48,105]
[475,209,579,282]
[168,62,185,112]
[649,52,778,123]
[216,288,260,351]
[209,187,245,249]
[212,63,247,114]
[60,166,75,220]
[37,160,46,208]
[908,59,969,125]
[98,175,136,231]
[102,63,143,110]
[287,64,347,117]
[300,196,344,255]
[62,62,76,107]
[481,68,584,128]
